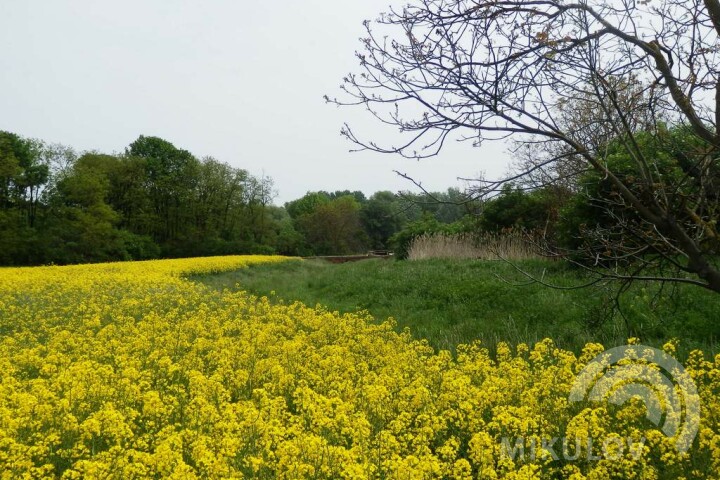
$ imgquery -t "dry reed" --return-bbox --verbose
[407,232,544,261]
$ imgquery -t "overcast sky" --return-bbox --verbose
[0,0,510,204]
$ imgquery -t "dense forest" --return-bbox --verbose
[0,131,486,265]
[4,128,703,267]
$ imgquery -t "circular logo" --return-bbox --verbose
[568,345,700,453]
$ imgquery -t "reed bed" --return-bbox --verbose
[407,232,544,261]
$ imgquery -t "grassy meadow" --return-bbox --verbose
[194,258,720,356]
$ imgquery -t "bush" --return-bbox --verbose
[118,231,161,260]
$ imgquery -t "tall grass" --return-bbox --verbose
[407,232,543,261]
[194,258,720,355]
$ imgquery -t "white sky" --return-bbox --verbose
[0,0,510,204]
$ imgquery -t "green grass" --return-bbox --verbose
[193,258,720,355]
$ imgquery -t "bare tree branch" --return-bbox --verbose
[331,0,720,293]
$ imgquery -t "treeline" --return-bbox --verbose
[281,127,715,261]
[283,188,474,257]
[0,131,476,265]
[4,128,689,266]
[0,133,283,264]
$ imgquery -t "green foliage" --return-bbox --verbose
[117,230,161,260]
[284,189,480,256]
[479,185,560,233]
[0,210,39,265]
[284,191,331,219]
[0,131,49,226]
[396,188,476,224]
[0,130,505,263]
[322,189,367,203]
[556,127,694,257]
[263,206,305,256]
[16,125,714,270]
[127,136,201,243]
[295,195,369,255]
[0,131,300,265]
[360,191,404,249]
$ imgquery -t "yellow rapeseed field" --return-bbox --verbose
[0,256,719,479]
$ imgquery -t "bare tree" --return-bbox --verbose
[328,0,720,293]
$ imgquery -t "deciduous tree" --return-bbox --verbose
[331,0,720,292]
